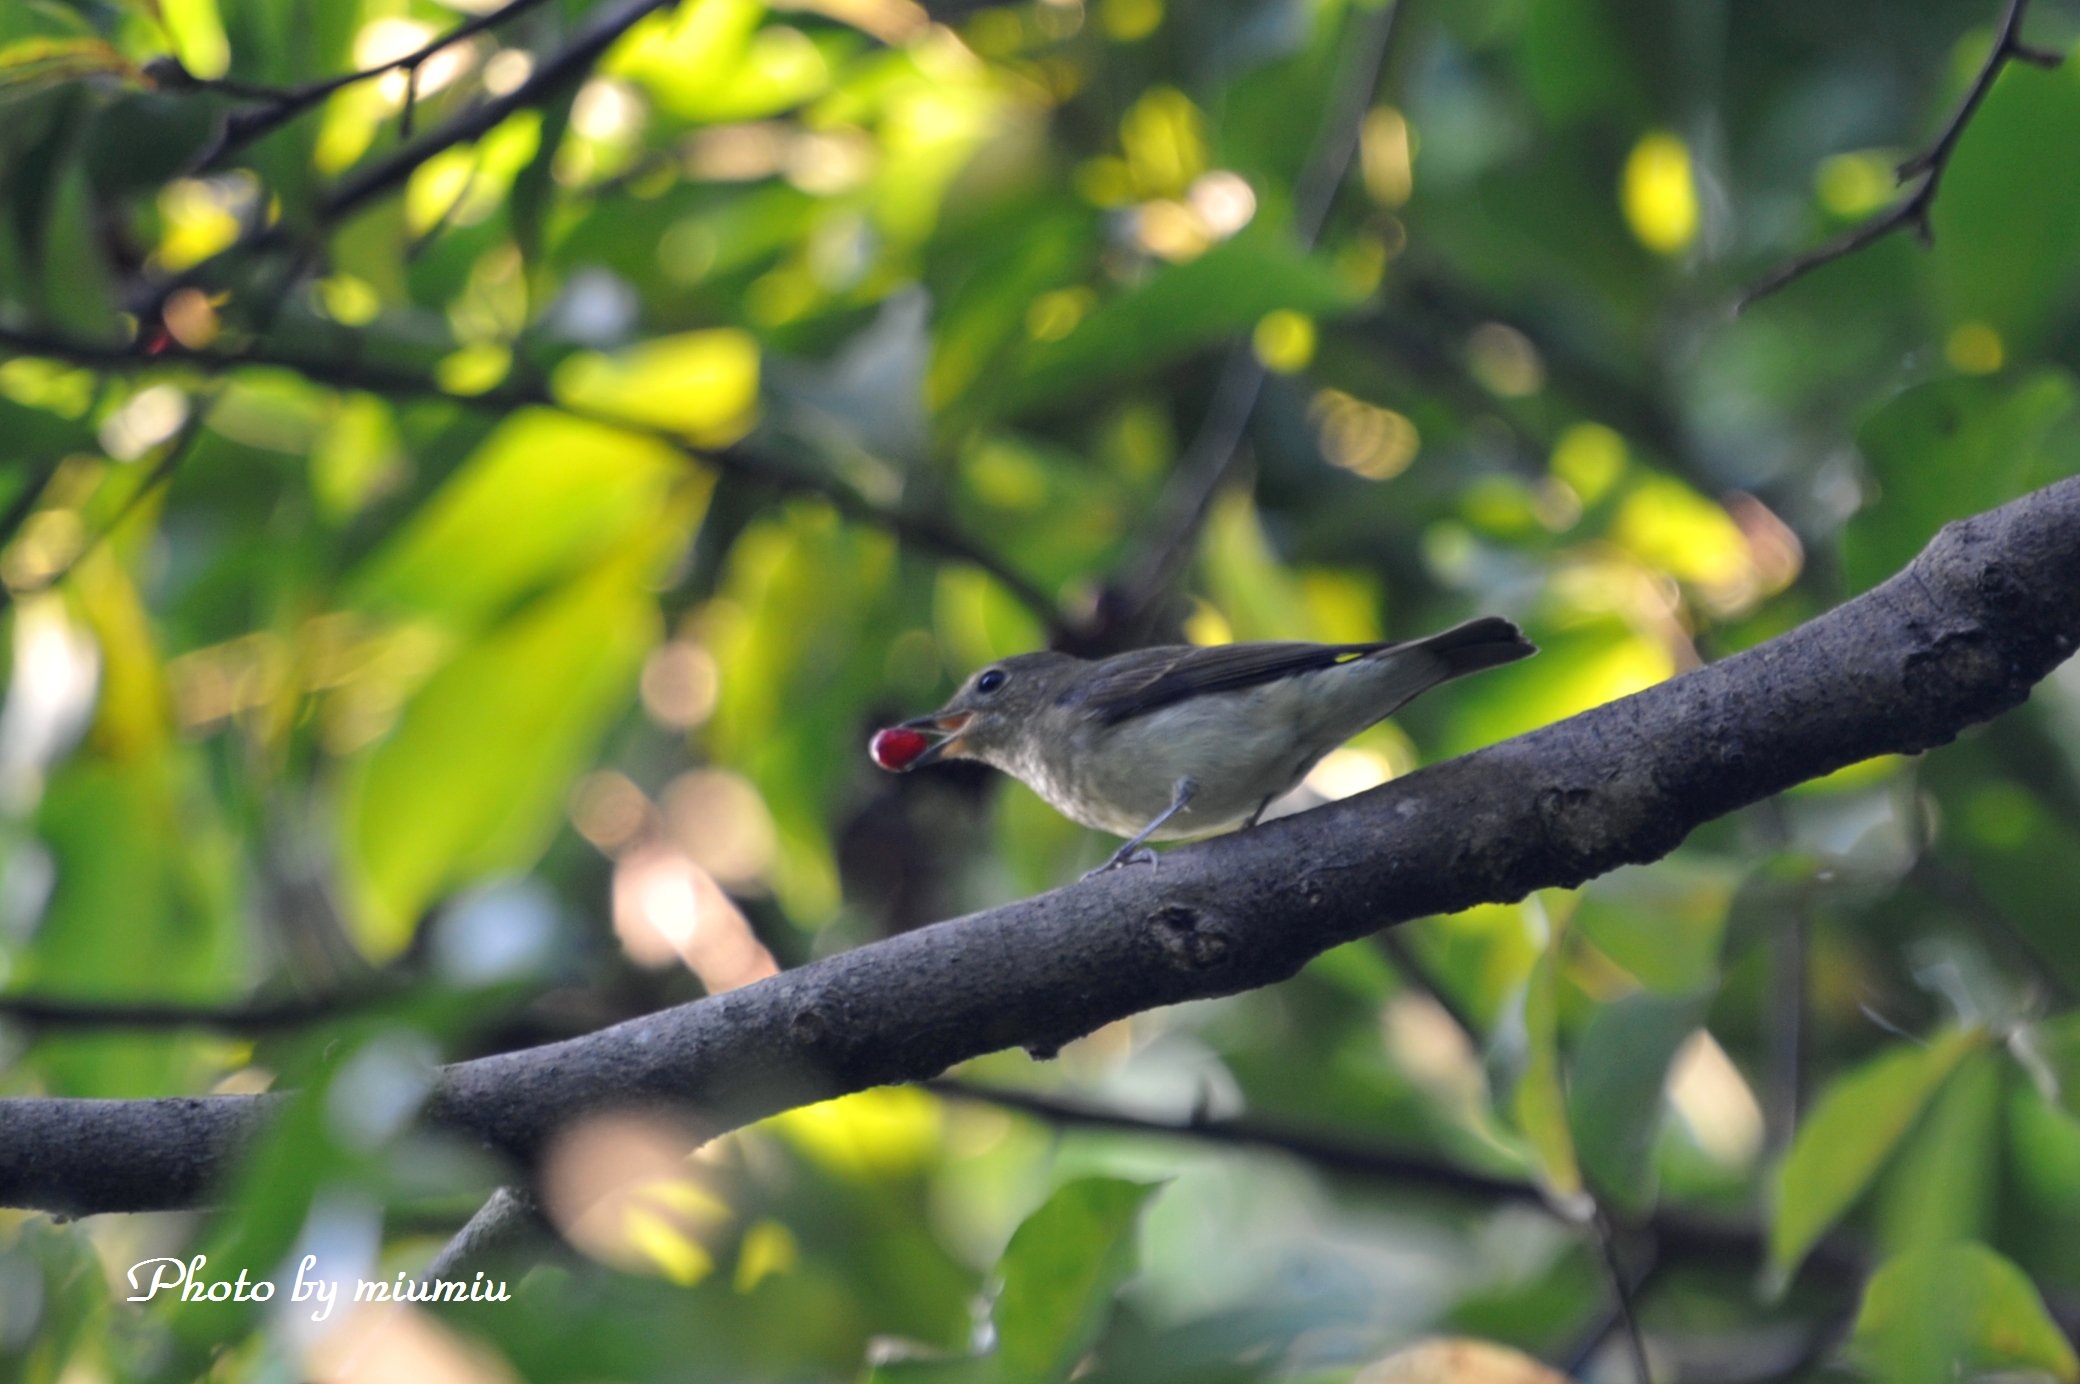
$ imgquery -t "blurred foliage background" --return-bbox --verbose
[3,0,2080,1379]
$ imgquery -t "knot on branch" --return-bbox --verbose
[1534,784,1602,879]
[1144,903,1232,971]
[788,1005,831,1048]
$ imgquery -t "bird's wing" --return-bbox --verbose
[1076,641,1385,725]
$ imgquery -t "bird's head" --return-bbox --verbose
[874,651,1079,771]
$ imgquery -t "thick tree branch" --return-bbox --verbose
[1737,0,2062,311]
[4,477,2078,1216]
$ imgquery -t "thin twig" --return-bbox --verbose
[555,402,1064,625]
[0,985,408,1032]
[930,1078,1545,1202]
[1585,1209,1656,1383]
[1098,0,1407,645]
[157,0,679,309]
[1737,0,2062,311]
[0,325,1062,627]
[168,0,561,173]
[420,1185,543,1282]
[1745,796,1807,1159]
[0,383,221,616]
[932,1077,1884,1294]
[1373,927,1487,1052]
[6,245,322,612]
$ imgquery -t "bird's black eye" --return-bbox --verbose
[976,668,1008,695]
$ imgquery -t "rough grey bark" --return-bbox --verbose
[4,477,2077,1217]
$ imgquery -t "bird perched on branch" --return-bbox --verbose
[871,616,1535,875]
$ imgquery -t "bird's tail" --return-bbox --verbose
[1402,615,1538,678]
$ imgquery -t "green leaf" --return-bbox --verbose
[2006,1080,2080,1214]
[1876,1048,2002,1258]
[2,1217,109,1383]
[1572,859,1737,993]
[1930,50,2080,354]
[35,156,119,341]
[24,750,240,1096]
[1567,989,1708,1213]
[993,1178,1162,1384]
[1849,1242,2079,1384]
[1768,1026,1985,1286]
[348,408,689,631]
[1519,0,1647,125]
[0,36,130,98]
[341,555,662,952]
[551,330,761,447]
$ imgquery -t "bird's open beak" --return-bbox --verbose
[897,710,974,768]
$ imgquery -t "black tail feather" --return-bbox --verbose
[1418,615,1537,677]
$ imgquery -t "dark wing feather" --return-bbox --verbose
[1076,641,1385,725]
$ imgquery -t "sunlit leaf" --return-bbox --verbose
[342,553,666,952]
[159,0,229,79]
[349,408,693,631]
[1199,489,1327,642]
[553,330,762,447]
[0,36,130,96]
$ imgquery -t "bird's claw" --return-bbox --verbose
[1083,847,1158,880]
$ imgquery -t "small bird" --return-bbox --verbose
[871,616,1535,875]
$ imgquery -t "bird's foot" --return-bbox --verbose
[1083,846,1159,880]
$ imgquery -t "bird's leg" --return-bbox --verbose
[1085,777,1197,878]
[1244,794,1276,829]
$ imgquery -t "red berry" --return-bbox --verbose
[870,726,930,771]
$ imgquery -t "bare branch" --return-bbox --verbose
[421,1185,543,1282]
[1591,1211,1657,1383]
[1738,0,2061,311]
[1,476,2075,1217]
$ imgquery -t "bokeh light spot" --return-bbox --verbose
[1622,130,1699,255]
